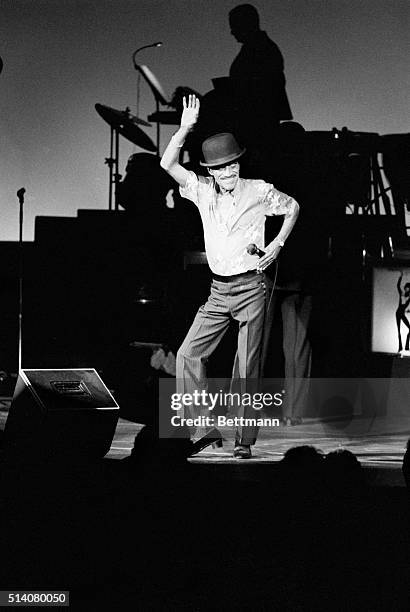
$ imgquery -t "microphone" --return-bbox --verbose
[134,42,162,52]
[132,42,163,65]
[17,188,26,204]
[247,243,265,257]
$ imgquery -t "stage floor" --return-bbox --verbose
[108,414,409,485]
[1,400,408,486]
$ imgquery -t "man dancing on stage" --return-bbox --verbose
[161,95,299,458]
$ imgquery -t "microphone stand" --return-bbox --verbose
[131,42,162,67]
[17,188,25,372]
[132,42,163,156]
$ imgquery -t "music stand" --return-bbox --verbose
[134,64,169,154]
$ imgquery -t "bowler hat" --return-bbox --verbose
[200,132,246,167]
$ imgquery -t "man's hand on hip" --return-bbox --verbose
[256,243,282,272]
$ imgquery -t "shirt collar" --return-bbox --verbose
[213,177,242,199]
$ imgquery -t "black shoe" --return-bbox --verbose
[233,444,252,459]
[190,428,223,456]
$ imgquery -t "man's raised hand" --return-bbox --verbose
[180,94,200,129]
[161,94,199,185]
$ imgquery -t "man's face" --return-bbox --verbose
[208,161,240,192]
[230,23,246,43]
[229,14,258,43]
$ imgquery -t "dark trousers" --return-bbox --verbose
[262,291,312,419]
[176,272,269,444]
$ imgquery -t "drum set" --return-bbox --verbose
[95,102,156,211]
[94,54,195,211]
[95,59,409,224]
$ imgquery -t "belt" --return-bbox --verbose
[212,269,259,283]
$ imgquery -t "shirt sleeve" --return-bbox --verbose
[179,171,214,208]
[262,183,295,216]
[179,170,200,206]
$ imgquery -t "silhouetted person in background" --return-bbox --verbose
[228,3,293,175]
[117,153,173,220]
[396,272,410,352]
[261,122,328,424]
[229,3,292,118]
[199,4,292,178]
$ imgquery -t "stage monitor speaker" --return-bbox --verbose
[4,368,119,461]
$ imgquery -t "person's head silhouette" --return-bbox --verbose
[229,4,260,43]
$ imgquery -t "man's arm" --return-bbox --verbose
[160,95,200,186]
[257,198,299,272]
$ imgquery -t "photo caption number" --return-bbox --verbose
[0,592,69,606]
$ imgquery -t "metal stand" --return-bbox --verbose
[352,152,393,216]
[133,63,168,158]
[131,43,163,155]
[16,188,25,372]
[155,97,160,157]
[105,127,121,211]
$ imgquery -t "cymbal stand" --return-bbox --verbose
[105,126,121,211]
[155,97,160,157]
[132,62,166,157]
[17,188,25,371]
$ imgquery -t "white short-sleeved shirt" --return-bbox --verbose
[180,171,294,275]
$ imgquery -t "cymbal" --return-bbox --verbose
[117,122,157,152]
[95,103,151,127]
[95,103,157,152]
[148,110,179,125]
